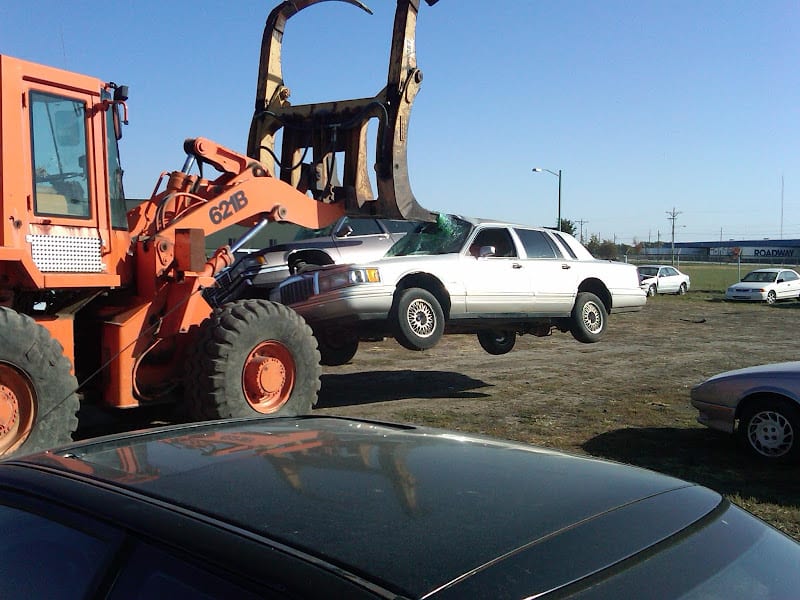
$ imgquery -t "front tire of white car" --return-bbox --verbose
[678,283,687,295]
[392,287,445,351]
[766,290,777,305]
[570,292,607,344]
[647,284,657,297]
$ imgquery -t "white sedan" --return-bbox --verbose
[637,265,690,297]
[725,268,800,304]
[277,215,646,364]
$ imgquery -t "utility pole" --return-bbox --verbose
[577,219,589,243]
[666,207,682,266]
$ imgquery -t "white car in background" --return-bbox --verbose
[637,265,690,297]
[725,268,800,304]
[277,215,646,365]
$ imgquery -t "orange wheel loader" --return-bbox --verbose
[0,0,438,457]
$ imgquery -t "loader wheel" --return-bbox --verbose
[0,308,79,457]
[186,299,321,420]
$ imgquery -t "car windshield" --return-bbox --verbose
[386,214,473,256]
[741,271,778,283]
[638,267,658,277]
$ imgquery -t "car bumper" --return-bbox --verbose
[725,290,766,301]
[690,399,736,433]
[287,285,394,324]
[610,289,647,313]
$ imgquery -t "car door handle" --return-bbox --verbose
[561,264,571,270]
[512,263,523,269]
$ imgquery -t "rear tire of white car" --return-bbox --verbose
[477,330,516,355]
[392,287,444,351]
[738,398,800,463]
[570,292,607,343]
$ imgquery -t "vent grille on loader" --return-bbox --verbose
[26,234,105,272]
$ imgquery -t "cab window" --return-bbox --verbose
[30,91,91,218]
[105,94,128,229]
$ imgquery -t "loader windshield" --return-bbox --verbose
[30,92,91,218]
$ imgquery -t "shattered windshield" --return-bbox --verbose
[386,214,473,257]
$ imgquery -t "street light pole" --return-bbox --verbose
[533,167,562,231]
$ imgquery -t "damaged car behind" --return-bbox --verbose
[275,215,646,365]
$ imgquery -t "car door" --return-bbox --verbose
[658,267,679,293]
[777,270,800,299]
[463,227,531,314]
[331,217,392,262]
[514,228,578,314]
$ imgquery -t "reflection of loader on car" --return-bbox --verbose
[0,0,440,457]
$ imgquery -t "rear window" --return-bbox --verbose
[515,229,561,259]
[567,503,800,599]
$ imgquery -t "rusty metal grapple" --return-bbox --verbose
[247,0,439,222]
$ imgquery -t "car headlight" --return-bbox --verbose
[318,268,381,292]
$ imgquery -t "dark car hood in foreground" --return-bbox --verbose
[18,417,719,598]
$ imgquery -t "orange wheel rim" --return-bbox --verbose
[241,341,296,414]
[0,362,36,455]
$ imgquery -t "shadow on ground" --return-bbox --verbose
[583,427,800,508]
[318,370,491,408]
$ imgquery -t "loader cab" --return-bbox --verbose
[0,54,132,289]
[29,90,127,229]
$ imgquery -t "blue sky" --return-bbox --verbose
[2,1,797,244]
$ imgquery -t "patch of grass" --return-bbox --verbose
[678,262,800,293]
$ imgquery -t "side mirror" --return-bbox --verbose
[336,224,354,238]
[479,245,496,258]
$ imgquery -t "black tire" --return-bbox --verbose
[647,284,656,297]
[766,290,777,305]
[477,330,517,355]
[569,292,607,343]
[0,308,79,457]
[392,287,445,351]
[185,299,321,420]
[678,283,687,295]
[738,398,800,463]
[315,329,359,366]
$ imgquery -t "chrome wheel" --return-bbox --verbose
[766,291,777,305]
[746,409,794,458]
[580,300,603,334]
[406,299,437,338]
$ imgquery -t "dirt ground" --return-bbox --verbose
[313,293,800,539]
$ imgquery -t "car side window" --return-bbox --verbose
[0,504,116,598]
[514,229,562,259]
[343,218,383,237]
[109,542,272,600]
[383,219,419,234]
[781,270,798,281]
[470,228,518,258]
